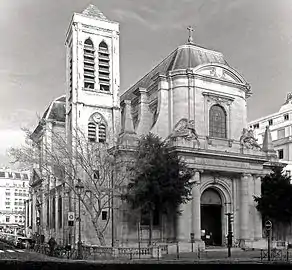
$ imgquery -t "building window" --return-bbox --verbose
[84,38,95,90]
[88,122,96,142]
[27,202,30,227]
[93,170,99,180]
[0,171,5,178]
[52,197,56,229]
[102,211,108,221]
[98,123,106,143]
[46,198,50,228]
[58,196,62,229]
[88,114,107,143]
[278,149,284,159]
[278,129,285,140]
[98,41,110,91]
[6,216,10,223]
[268,119,273,126]
[284,114,289,121]
[209,104,227,139]
[253,123,259,129]
[15,173,21,179]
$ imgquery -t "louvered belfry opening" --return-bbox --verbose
[98,41,110,91]
[84,38,95,90]
[98,123,106,142]
[88,122,96,142]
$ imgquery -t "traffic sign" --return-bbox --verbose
[190,233,194,242]
[265,220,272,231]
[68,212,75,221]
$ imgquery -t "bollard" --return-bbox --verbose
[260,249,262,261]
[157,247,160,261]
[176,242,179,259]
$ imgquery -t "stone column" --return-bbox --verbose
[192,171,202,241]
[240,173,250,240]
[254,175,263,240]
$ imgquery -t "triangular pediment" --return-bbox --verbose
[196,65,245,84]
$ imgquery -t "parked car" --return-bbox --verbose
[14,237,32,249]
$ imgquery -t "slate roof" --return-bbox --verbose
[122,44,228,100]
[42,95,66,122]
[82,4,108,21]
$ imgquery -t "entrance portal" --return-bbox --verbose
[201,188,222,246]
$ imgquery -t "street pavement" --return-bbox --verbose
[0,241,290,265]
[0,240,59,261]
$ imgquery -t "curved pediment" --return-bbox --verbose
[195,64,247,85]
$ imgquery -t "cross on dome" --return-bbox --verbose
[187,26,194,44]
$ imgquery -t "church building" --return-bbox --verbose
[27,4,281,250]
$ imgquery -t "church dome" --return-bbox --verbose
[166,44,227,71]
[122,43,229,99]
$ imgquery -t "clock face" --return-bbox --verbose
[92,113,102,123]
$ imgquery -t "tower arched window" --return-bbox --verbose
[88,113,107,143]
[84,38,95,90]
[98,41,110,91]
[209,104,227,139]
[98,123,106,143]
[88,122,96,142]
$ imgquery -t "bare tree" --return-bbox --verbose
[8,124,129,246]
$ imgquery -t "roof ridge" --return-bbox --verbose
[178,44,223,56]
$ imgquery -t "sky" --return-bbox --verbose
[0,0,292,165]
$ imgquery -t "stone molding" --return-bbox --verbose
[202,91,235,106]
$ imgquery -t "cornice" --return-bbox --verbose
[202,91,235,105]
[168,145,268,164]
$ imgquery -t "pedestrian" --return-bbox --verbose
[27,226,32,239]
[48,237,57,256]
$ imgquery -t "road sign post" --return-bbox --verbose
[68,212,75,227]
[265,220,272,261]
[190,233,194,252]
[225,213,234,258]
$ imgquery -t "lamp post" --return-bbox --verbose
[75,178,84,260]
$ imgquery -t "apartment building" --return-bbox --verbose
[248,93,292,174]
[0,168,30,229]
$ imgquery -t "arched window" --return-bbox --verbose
[88,122,96,142]
[209,104,227,138]
[98,41,110,91]
[98,123,106,143]
[88,113,107,143]
[58,196,62,229]
[84,38,95,90]
[52,196,56,229]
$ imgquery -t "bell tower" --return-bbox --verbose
[65,4,120,146]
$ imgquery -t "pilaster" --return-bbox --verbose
[240,173,250,240]
[191,170,202,241]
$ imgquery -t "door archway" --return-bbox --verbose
[201,188,223,246]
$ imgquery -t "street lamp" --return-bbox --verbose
[75,178,84,260]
